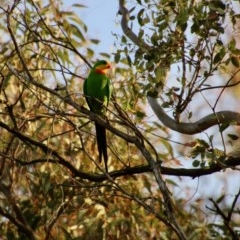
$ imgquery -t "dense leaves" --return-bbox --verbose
[0,0,240,239]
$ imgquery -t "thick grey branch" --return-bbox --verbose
[119,0,149,52]
[148,96,240,134]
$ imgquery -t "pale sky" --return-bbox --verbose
[64,0,120,57]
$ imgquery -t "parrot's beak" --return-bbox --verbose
[105,62,111,69]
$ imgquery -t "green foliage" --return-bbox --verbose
[0,0,240,239]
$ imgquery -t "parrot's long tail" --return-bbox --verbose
[95,122,108,172]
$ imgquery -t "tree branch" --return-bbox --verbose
[148,95,240,134]
[0,184,37,240]
[2,153,240,182]
[209,197,240,240]
[118,0,150,52]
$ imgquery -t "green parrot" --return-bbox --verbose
[83,60,111,172]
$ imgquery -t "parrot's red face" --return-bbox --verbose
[94,61,111,74]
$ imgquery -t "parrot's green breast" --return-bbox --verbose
[84,70,111,115]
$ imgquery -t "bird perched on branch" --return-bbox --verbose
[83,60,111,172]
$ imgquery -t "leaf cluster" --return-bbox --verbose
[0,0,239,239]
